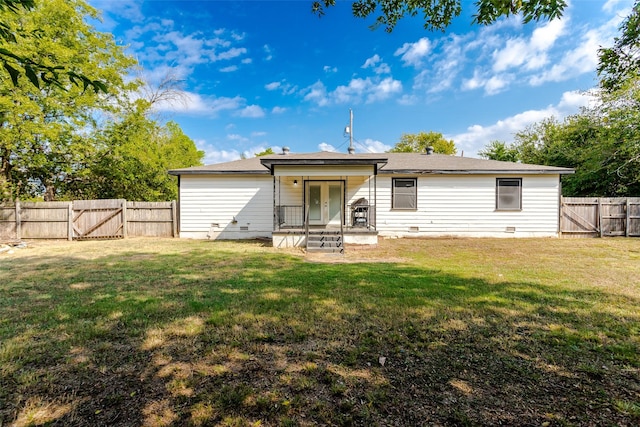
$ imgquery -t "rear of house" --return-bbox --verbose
[169,150,574,247]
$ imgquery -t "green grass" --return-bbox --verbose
[0,237,639,426]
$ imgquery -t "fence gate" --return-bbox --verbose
[72,199,125,240]
[560,197,600,237]
[561,197,640,238]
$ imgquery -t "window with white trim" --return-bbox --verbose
[496,178,522,211]
[392,178,417,210]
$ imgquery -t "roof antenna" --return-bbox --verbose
[345,108,355,154]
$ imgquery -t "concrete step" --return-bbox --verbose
[306,231,344,254]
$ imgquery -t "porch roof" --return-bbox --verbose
[169,151,574,176]
[259,152,388,174]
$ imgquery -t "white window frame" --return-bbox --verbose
[392,178,417,210]
[496,178,522,211]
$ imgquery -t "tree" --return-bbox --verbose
[478,140,519,162]
[0,0,107,92]
[389,131,457,154]
[485,81,640,196]
[0,0,136,201]
[86,100,203,201]
[598,1,640,92]
[312,0,567,32]
[255,147,275,156]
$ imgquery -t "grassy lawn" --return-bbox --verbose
[1,237,639,427]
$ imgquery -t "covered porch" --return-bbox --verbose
[259,153,386,249]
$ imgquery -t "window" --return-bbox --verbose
[496,178,522,211]
[392,178,417,209]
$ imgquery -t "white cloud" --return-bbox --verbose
[357,138,392,153]
[485,74,513,95]
[528,23,611,86]
[362,54,391,74]
[362,54,381,68]
[195,142,241,164]
[530,18,566,51]
[227,133,249,143]
[318,143,336,152]
[324,65,338,73]
[219,65,238,73]
[492,39,529,72]
[303,77,402,106]
[398,94,418,105]
[263,44,273,61]
[216,47,247,61]
[236,105,266,118]
[93,0,144,22]
[395,37,432,67]
[265,80,298,95]
[121,19,250,84]
[149,90,244,115]
[272,106,286,114]
[303,81,329,106]
[265,81,281,91]
[366,77,403,103]
[449,90,595,156]
[492,18,565,74]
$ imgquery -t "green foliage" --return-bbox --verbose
[0,0,136,201]
[254,147,275,156]
[389,131,457,154]
[478,140,519,162]
[0,0,107,93]
[598,1,640,92]
[481,3,640,197]
[312,0,566,32]
[87,101,204,201]
[482,82,640,196]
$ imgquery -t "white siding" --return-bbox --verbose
[178,173,562,240]
[179,175,273,239]
[376,175,561,237]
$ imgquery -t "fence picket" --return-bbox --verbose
[0,199,177,241]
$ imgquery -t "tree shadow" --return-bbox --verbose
[1,245,639,426]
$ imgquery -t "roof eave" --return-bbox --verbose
[379,169,575,175]
[168,170,270,176]
[260,158,388,167]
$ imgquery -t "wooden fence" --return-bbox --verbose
[0,199,177,241]
[560,197,640,238]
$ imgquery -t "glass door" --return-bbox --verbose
[306,181,343,226]
[308,183,322,224]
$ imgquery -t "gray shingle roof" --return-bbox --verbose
[169,152,574,175]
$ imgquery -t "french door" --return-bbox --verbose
[307,181,343,226]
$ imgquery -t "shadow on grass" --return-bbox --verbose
[1,245,639,426]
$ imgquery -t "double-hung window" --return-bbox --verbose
[496,178,522,211]
[392,178,417,210]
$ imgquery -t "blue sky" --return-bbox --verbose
[89,0,632,163]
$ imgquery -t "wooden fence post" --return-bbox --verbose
[559,195,563,236]
[171,200,178,237]
[626,198,630,238]
[15,200,21,240]
[68,202,73,241]
[598,198,603,238]
[122,199,128,239]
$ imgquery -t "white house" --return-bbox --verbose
[169,150,574,250]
